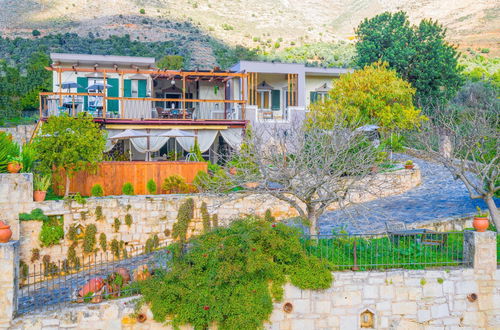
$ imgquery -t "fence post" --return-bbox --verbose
[0,240,19,328]
[463,231,497,272]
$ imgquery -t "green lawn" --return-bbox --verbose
[302,232,465,270]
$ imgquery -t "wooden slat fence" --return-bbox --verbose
[53,161,207,196]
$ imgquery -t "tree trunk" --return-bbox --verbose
[485,196,499,230]
[64,174,70,197]
[306,205,319,237]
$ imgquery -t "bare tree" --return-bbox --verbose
[197,118,379,236]
[414,106,499,228]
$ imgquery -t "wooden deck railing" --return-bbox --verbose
[53,161,208,196]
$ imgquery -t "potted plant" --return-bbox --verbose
[473,207,489,232]
[404,160,415,170]
[0,220,12,243]
[33,174,51,202]
[7,155,23,173]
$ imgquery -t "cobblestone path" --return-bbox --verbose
[319,156,492,234]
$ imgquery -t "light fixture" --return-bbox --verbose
[171,79,175,85]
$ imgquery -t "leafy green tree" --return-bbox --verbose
[19,52,52,111]
[33,114,106,196]
[156,55,184,70]
[355,11,464,106]
[309,62,427,132]
[0,60,23,119]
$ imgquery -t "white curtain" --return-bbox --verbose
[197,130,219,152]
[104,130,124,152]
[220,128,243,149]
[123,100,152,119]
[130,130,170,153]
[176,130,196,152]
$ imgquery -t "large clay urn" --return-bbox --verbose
[0,221,12,243]
[473,216,489,232]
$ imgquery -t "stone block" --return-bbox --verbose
[392,302,417,315]
[314,300,331,314]
[290,319,314,330]
[339,315,357,330]
[423,284,443,298]
[430,303,449,319]
[417,310,431,322]
[362,285,378,299]
[292,299,310,313]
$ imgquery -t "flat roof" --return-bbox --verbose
[231,60,352,76]
[50,53,156,67]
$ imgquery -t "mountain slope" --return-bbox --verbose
[0,0,498,58]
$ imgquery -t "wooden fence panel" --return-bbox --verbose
[54,161,207,196]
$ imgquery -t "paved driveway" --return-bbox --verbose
[318,156,493,234]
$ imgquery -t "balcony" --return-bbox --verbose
[39,93,247,125]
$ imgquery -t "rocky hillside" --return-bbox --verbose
[0,0,498,58]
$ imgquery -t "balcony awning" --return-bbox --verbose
[257,81,274,91]
[315,83,330,92]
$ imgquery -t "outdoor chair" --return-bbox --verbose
[419,232,448,247]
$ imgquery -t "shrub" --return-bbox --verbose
[140,217,332,329]
[39,217,64,247]
[20,260,29,282]
[172,198,194,246]
[34,174,51,191]
[162,175,191,194]
[67,224,78,241]
[67,244,80,268]
[95,206,103,220]
[146,179,157,194]
[99,233,107,252]
[212,214,219,228]
[30,248,40,262]
[32,29,41,37]
[264,209,275,223]
[200,202,211,232]
[125,214,133,227]
[91,184,104,197]
[113,218,121,232]
[139,8,145,14]
[83,224,97,253]
[122,182,134,195]
[0,133,20,173]
[111,239,120,258]
[19,208,49,221]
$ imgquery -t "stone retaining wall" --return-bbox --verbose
[8,231,499,330]
[0,168,421,268]
[0,124,36,146]
[411,214,475,232]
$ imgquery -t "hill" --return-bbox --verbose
[0,0,498,65]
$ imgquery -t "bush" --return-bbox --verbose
[113,218,121,232]
[140,217,332,329]
[172,198,194,246]
[91,184,104,197]
[83,224,97,253]
[146,179,157,194]
[19,208,49,221]
[200,202,211,232]
[162,175,191,194]
[31,29,41,37]
[39,217,64,247]
[125,214,133,227]
[139,8,146,14]
[0,132,20,173]
[99,233,107,251]
[33,174,51,191]
[122,182,134,195]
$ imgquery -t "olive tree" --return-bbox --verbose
[197,118,379,236]
[414,107,499,228]
[33,114,107,196]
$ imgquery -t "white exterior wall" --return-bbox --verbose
[304,75,339,108]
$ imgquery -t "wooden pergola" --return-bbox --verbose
[45,66,248,120]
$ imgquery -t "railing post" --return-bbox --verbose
[463,230,497,272]
[0,240,19,328]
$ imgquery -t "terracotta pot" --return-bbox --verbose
[229,167,237,175]
[0,221,12,243]
[473,217,489,232]
[7,162,22,173]
[137,313,147,323]
[33,191,47,202]
[404,164,414,170]
[370,166,378,174]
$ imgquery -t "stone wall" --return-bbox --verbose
[8,232,499,330]
[13,168,421,268]
[0,174,33,240]
[411,214,475,232]
[0,124,36,146]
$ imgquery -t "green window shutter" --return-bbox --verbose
[271,90,280,110]
[77,77,88,110]
[310,91,318,104]
[106,78,119,112]
[138,80,147,97]
[124,79,132,97]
